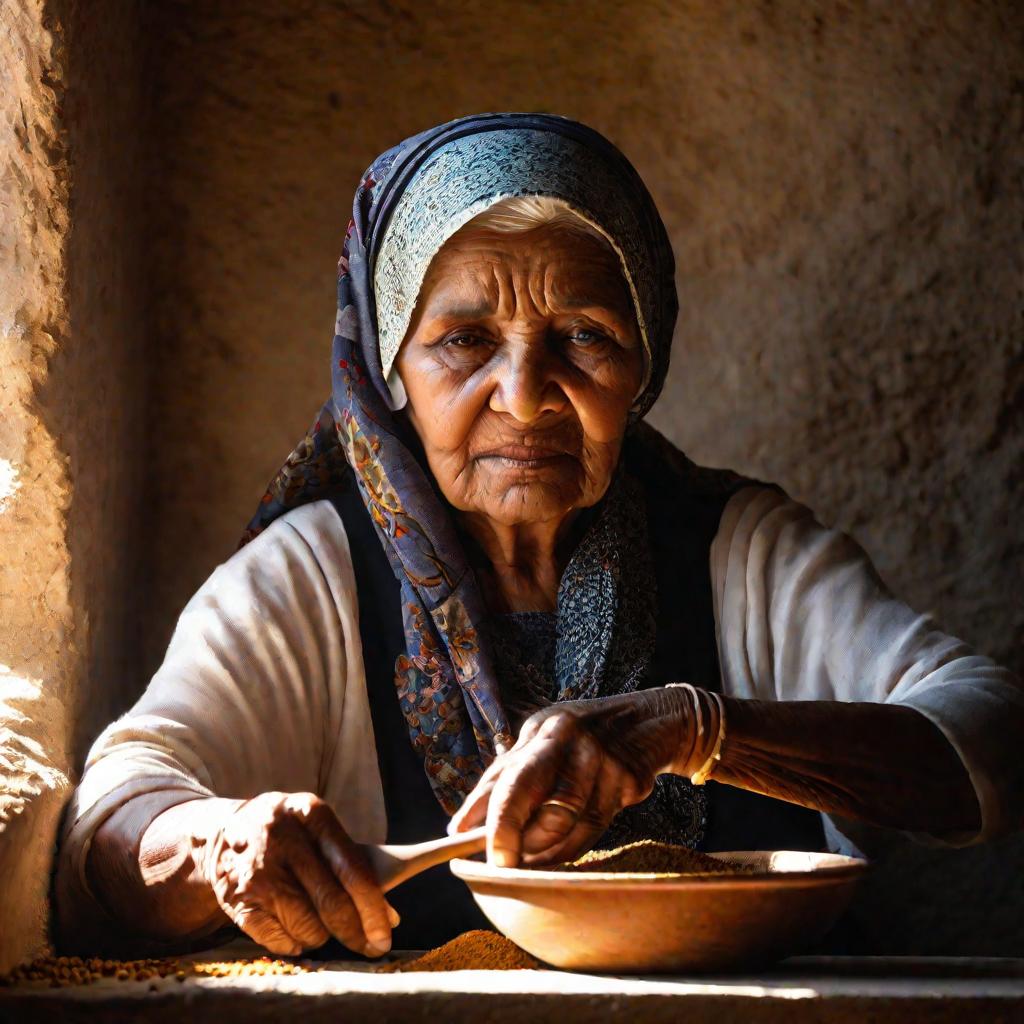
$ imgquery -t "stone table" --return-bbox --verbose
[2,941,1023,1023]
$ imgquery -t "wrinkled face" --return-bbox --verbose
[395,221,644,527]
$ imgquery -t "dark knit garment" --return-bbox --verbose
[487,611,558,729]
[483,470,708,850]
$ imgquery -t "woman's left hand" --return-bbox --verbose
[449,687,711,867]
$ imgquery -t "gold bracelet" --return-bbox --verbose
[689,689,726,786]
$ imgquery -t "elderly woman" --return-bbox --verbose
[56,113,1022,959]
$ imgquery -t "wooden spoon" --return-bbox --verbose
[364,826,488,893]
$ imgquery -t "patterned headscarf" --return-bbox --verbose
[243,114,678,814]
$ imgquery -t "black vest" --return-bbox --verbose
[329,432,824,950]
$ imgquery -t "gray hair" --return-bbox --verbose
[466,194,609,242]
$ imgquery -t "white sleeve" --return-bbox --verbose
[711,485,1024,845]
[59,500,386,898]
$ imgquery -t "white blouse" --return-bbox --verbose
[59,487,1024,904]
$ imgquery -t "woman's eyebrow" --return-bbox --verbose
[562,299,625,315]
[428,300,496,321]
[562,301,636,329]
[549,281,630,313]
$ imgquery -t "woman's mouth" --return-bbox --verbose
[476,445,576,470]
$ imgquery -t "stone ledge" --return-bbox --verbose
[2,945,1023,1024]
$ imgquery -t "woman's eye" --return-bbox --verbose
[442,333,484,349]
[568,328,606,347]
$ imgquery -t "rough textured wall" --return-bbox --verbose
[0,0,147,970]
[58,0,148,754]
[0,0,75,972]
[144,0,1023,954]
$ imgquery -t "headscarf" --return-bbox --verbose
[243,114,678,815]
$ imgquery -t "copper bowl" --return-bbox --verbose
[450,850,867,973]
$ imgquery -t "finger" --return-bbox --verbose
[512,711,549,748]
[487,719,576,867]
[461,708,556,821]
[285,838,366,954]
[448,773,500,833]
[211,855,313,955]
[387,902,401,929]
[455,713,590,844]
[271,873,332,951]
[231,905,303,957]
[448,753,510,834]
[520,737,601,856]
[523,756,627,866]
[303,803,394,957]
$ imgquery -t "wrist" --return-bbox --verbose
[143,796,244,888]
[663,684,726,782]
[194,797,248,883]
[596,688,696,783]
[626,685,702,778]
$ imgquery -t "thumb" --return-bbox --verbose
[448,777,497,834]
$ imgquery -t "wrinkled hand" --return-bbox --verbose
[196,792,398,957]
[449,686,711,868]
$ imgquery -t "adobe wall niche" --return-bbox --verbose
[0,0,147,970]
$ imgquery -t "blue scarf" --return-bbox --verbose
[243,114,678,814]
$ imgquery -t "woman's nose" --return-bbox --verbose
[488,346,567,423]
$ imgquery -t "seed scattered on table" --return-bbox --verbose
[0,954,322,988]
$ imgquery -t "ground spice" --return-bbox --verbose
[555,839,755,875]
[378,930,539,972]
[0,955,319,989]
[2,937,539,986]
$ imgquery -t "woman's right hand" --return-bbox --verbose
[448,685,718,868]
[195,791,398,957]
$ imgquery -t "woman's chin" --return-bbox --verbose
[472,477,584,526]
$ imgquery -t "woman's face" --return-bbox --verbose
[395,221,644,527]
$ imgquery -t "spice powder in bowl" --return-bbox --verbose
[554,840,756,876]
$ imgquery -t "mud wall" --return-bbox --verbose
[0,0,147,969]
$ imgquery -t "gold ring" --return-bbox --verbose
[541,798,578,815]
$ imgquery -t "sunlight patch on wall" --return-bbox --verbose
[0,459,20,515]
[0,665,47,738]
